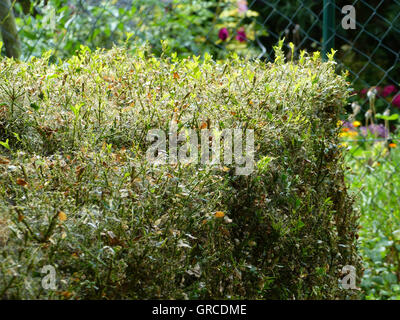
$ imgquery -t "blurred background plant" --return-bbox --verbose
[4,0,265,61]
[340,87,400,299]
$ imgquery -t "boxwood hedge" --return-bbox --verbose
[0,44,360,299]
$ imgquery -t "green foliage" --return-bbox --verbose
[346,138,400,300]
[341,93,400,300]
[13,0,263,60]
[0,45,359,299]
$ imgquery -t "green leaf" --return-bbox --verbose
[375,113,399,121]
[0,139,10,151]
[13,132,21,142]
[30,102,40,111]
[257,156,274,172]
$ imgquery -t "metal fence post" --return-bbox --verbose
[322,0,335,60]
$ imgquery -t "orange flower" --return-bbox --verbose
[58,211,67,222]
[347,131,358,137]
[214,211,225,218]
[389,143,397,148]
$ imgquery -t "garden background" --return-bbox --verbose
[1,0,400,299]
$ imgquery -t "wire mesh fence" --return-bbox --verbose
[1,0,400,297]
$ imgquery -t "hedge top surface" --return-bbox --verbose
[0,45,348,155]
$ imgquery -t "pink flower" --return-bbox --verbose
[392,94,400,108]
[360,88,368,96]
[237,0,248,13]
[382,85,397,98]
[218,28,229,41]
[236,27,247,42]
